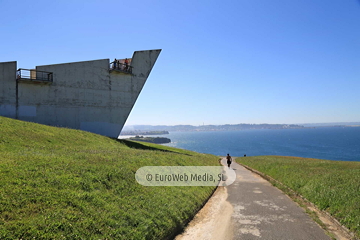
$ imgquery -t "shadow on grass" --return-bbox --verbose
[113,139,192,156]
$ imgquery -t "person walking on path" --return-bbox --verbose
[226,153,232,168]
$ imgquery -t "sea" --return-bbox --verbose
[151,127,360,162]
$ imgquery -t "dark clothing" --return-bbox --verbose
[226,155,232,167]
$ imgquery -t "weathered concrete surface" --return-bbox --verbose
[0,61,17,118]
[0,50,161,137]
[177,159,331,240]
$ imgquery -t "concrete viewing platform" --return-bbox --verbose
[176,158,339,240]
[0,49,161,138]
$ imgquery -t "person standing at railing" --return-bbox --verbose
[125,58,129,71]
[113,58,117,69]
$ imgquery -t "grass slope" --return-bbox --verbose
[0,117,218,239]
[238,156,360,238]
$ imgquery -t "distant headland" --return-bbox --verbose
[120,130,169,136]
[127,136,171,144]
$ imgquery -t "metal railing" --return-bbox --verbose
[110,62,133,74]
[16,68,53,82]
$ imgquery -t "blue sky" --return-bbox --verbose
[1,0,359,125]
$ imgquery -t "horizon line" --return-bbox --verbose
[124,121,360,127]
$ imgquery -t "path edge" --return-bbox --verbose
[165,158,223,240]
[237,161,358,240]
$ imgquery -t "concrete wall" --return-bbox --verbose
[0,49,161,137]
[0,61,17,118]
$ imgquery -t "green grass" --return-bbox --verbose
[238,156,360,238]
[0,116,218,239]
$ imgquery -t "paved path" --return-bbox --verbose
[177,158,331,240]
[222,158,330,240]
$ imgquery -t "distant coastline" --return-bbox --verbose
[122,124,305,132]
[301,122,360,127]
[122,122,360,133]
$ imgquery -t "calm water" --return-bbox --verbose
[159,127,360,161]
